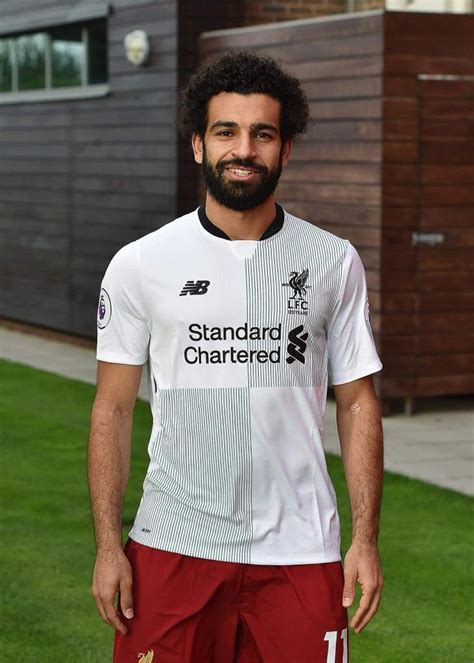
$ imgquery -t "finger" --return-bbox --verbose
[352,599,378,633]
[352,585,383,633]
[350,581,375,629]
[355,603,379,632]
[103,597,128,636]
[92,591,108,624]
[119,575,134,620]
[342,564,357,608]
[350,584,380,633]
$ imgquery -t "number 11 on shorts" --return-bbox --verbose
[324,628,348,663]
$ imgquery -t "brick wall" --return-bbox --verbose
[243,0,384,25]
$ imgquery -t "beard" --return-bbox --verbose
[202,144,283,212]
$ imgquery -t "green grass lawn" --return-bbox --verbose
[0,359,472,662]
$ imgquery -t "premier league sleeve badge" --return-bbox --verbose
[97,288,112,329]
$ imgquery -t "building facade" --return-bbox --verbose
[1,0,473,407]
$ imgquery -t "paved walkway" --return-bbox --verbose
[1,325,473,496]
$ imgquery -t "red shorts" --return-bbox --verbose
[113,538,348,663]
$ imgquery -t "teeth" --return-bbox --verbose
[229,168,253,176]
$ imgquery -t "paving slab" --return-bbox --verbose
[0,325,150,400]
[1,325,472,496]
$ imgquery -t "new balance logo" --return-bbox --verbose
[179,280,210,296]
[286,325,308,364]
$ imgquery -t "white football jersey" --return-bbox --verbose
[96,205,382,564]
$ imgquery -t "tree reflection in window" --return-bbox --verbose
[50,25,84,88]
[17,33,46,90]
[0,39,13,92]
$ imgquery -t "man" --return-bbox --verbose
[89,51,384,663]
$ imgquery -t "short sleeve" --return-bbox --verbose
[96,241,150,365]
[327,243,382,386]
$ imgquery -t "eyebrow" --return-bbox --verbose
[209,120,279,133]
[252,122,278,133]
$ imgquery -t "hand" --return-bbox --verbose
[91,547,134,636]
[342,541,383,633]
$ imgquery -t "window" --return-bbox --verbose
[17,33,47,90]
[0,19,107,99]
[87,21,107,85]
[50,25,84,88]
[0,39,12,92]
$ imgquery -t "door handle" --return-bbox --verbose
[411,232,445,247]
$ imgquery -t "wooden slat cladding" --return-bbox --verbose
[199,10,474,402]
[201,12,384,52]
[381,11,474,400]
[420,207,474,227]
[417,270,473,293]
[416,374,474,396]
[0,0,180,336]
[200,10,385,369]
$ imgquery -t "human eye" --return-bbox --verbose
[256,132,272,140]
[216,130,233,137]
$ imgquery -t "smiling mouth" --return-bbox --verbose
[225,167,261,177]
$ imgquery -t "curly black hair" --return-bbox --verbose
[178,51,309,143]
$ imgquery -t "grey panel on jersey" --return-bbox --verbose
[96,207,383,564]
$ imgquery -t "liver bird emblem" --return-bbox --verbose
[288,269,309,299]
[138,651,154,663]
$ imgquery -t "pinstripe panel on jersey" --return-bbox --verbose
[132,387,253,563]
[246,212,348,388]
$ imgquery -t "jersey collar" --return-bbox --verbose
[197,203,284,241]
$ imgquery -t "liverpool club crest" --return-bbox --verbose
[282,269,311,315]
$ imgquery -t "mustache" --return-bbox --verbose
[216,158,267,174]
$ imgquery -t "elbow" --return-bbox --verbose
[91,395,134,424]
[334,376,381,414]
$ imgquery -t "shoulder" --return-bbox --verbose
[281,207,350,261]
[107,209,199,269]
[340,242,366,281]
[104,240,138,273]
[283,209,348,247]
[135,209,198,250]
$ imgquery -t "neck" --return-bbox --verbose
[204,194,277,240]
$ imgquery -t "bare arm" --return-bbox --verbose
[88,360,143,635]
[333,375,384,634]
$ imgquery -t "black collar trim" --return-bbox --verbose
[197,204,284,241]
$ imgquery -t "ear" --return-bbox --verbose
[281,139,292,166]
[192,133,204,164]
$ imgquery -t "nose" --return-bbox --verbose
[231,132,257,160]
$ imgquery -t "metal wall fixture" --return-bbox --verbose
[411,232,445,247]
[124,30,149,66]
